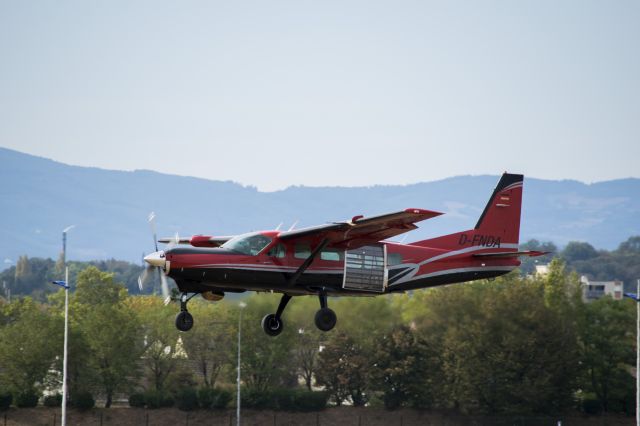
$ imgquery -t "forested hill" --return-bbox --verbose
[1,146,639,265]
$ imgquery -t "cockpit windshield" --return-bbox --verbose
[221,233,273,256]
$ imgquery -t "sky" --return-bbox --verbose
[0,1,638,191]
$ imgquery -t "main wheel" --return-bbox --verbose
[175,311,194,332]
[261,314,284,336]
[314,307,337,331]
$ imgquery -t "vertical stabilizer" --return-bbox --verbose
[411,173,524,249]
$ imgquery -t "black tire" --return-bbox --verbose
[261,313,283,337]
[175,311,194,332]
[314,307,337,331]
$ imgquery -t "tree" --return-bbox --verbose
[617,236,640,254]
[316,331,369,406]
[562,241,599,263]
[371,325,437,409]
[294,329,322,391]
[237,295,297,391]
[179,301,234,388]
[128,296,184,393]
[578,297,635,412]
[73,267,143,407]
[411,273,579,414]
[0,297,61,395]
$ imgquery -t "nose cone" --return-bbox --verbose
[144,251,166,268]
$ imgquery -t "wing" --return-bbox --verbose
[278,208,443,249]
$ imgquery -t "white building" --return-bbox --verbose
[581,275,623,302]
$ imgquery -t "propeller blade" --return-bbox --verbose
[160,272,170,301]
[148,212,158,252]
[165,231,180,251]
[163,295,172,306]
[137,265,154,292]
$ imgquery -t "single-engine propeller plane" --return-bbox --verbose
[140,173,545,336]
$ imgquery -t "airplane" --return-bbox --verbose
[140,173,546,336]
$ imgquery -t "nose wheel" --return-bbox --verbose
[261,294,291,336]
[175,292,197,332]
[175,311,194,331]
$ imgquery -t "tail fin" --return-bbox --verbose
[411,173,524,250]
[473,173,523,243]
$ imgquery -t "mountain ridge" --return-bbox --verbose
[1,146,639,266]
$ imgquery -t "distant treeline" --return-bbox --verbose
[2,236,640,302]
[0,261,636,415]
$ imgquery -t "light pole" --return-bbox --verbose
[236,301,247,426]
[51,274,69,426]
[623,279,640,426]
[56,225,74,426]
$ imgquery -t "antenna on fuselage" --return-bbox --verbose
[275,222,283,231]
[288,220,299,231]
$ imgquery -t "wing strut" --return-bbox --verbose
[287,238,329,287]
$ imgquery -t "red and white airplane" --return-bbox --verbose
[141,173,545,336]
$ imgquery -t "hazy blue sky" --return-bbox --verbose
[1,1,638,190]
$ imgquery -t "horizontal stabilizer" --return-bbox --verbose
[473,250,550,258]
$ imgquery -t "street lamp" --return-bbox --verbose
[54,225,74,426]
[623,279,640,426]
[51,274,69,426]
[237,301,247,426]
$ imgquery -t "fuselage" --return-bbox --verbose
[160,230,520,297]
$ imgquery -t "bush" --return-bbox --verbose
[15,389,39,408]
[43,394,62,407]
[144,390,174,409]
[72,391,95,411]
[383,392,403,410]
[128,393,145,408]
[240,388,327,412]
[212,389,232,409]
[293,391,328,412]
[0,392,12,410]
[176,388,199,411]
[241,388,275,410]
[583,397,602,414]
[198,388,215,409]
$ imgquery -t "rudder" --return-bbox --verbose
[410,173,524,249]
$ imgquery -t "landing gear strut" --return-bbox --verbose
[175,292,197,332]
[314,292,337,332]
[262,294,291,336]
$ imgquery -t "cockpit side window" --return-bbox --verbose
[267,243,286,258]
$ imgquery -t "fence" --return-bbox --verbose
[0,407,634,426]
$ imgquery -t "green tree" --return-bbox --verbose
[73,267,143,407]
[413,273,579,414]
[370,325,437,409]
[316,331,369,406]
[180,301,234,388]
[562,241,599,263]
[617,236,640,254]
[128,296,184,393]
[0,298,61,395]
[578,297,635,412]
[237,294,297,391]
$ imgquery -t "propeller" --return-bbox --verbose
[138,211,173,305]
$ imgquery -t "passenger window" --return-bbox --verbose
[267,244,286,258]
[320,249,342,262]
[387,253,403,266]
[267,244,287,258]
[294,243,311,259]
